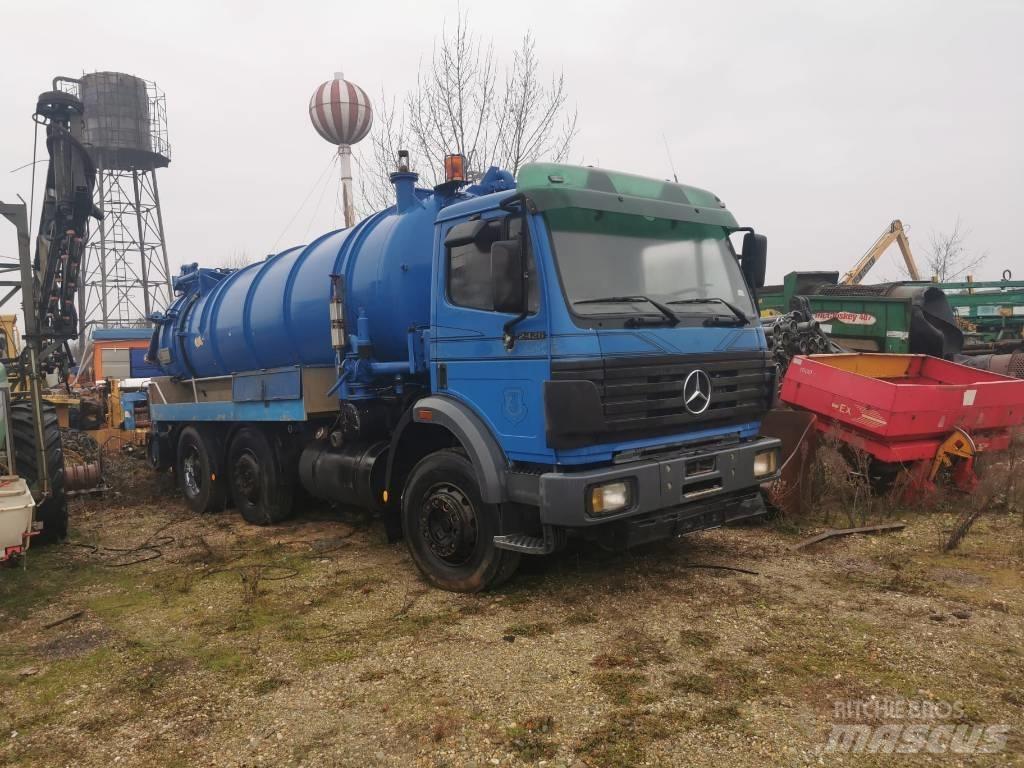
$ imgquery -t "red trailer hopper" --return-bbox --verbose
[779,354,1024,492]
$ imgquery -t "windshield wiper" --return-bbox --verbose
[666,297,750,326]
[573,295,679,326]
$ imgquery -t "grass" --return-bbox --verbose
[254,676,290,695]
[563,608,598,626]
[592,628,673,670]
[0,556,106,620]
[576,706,689,767]
[3,479,1024,767]
[703,657,762,699]
[503,620,554,638]
[678,628,718,649]
[699,703,742,725]
[593,670,648,706]
[669,671,715,695]
[504,716,556,761]
[429,713,461,742]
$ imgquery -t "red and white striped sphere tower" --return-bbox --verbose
[308,72,373,228]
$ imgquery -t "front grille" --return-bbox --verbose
[551,351,773,444]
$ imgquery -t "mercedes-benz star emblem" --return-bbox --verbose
[683,369,712,415]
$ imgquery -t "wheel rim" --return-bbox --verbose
[420,482,478,566]
[182,445,202,498]
[232,449,261,507]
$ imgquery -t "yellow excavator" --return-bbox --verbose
[841,220,921,285]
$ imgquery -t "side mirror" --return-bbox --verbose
[741,232,767,289]
[491,239,526,313]
[444,219,487,248]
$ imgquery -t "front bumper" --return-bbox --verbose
[538,436,781,527]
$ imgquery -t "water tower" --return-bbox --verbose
[309,73,372,227]
[74,71,174,335]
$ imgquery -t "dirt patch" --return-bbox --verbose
[33,626,111,661]
[1,490,1023,767]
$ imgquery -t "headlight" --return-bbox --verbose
[754,449,778,478]
[589,481,632,515]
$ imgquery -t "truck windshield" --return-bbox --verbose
[546,208,755,319]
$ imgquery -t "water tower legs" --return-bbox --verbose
[80,167,173,333]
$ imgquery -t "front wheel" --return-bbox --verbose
[401,449,519,592]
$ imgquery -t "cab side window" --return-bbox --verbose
[447,216,539,312]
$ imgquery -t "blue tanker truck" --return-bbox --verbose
[146,155,781,591]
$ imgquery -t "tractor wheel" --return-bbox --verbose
[10,401,67,544]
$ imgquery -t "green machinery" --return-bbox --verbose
[759,272,1024,353]
[759,272,917,353]
[937,274,1024,345]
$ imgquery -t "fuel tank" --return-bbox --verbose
[152,173,444,379]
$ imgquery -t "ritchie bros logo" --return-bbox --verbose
[824,698,1010,755]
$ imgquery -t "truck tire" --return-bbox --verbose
[10,401,66,544]
[227,427,293,525]
[401,449,520,592]
[176,426,227,515]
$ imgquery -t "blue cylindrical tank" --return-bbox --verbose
[154,174,440,379]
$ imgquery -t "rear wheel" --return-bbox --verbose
[227,427,292,525]
[176,426,227,515]
[10,401,66,544]
[401,449,519,592]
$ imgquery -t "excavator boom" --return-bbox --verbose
[841,219,921,284]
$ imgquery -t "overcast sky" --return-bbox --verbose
[1,0,1021,285]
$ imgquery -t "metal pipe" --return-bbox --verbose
[25,338,49,499]
[339,144,355,229]
[1,385,15,475]
[150,171,174,305]
[76,340,95,385]
[132,170,152,318]
[1,202,50,498]
[149,379,167,404]
[185,375,233,383]
[97,169,109,325]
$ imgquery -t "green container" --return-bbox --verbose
[761,274,1024,347]
[758,272,912,353]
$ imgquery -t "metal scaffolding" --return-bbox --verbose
[79,167,172,330]
[72,72,174,336]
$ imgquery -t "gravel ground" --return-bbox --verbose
[1,460,1023,767]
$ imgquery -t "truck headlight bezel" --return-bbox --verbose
[587,480,634,516]
[753,448,778,478]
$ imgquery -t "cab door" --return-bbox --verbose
[431,210,551,463]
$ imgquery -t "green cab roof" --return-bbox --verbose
[515,162,738,228]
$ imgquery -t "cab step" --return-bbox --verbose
[493,526,562,555]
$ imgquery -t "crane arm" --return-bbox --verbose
[841,220,920,284]
[894,228,921,281]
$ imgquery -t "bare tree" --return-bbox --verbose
[356,14,577,214]
[925,218,987,282]
[497,34,577,175]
